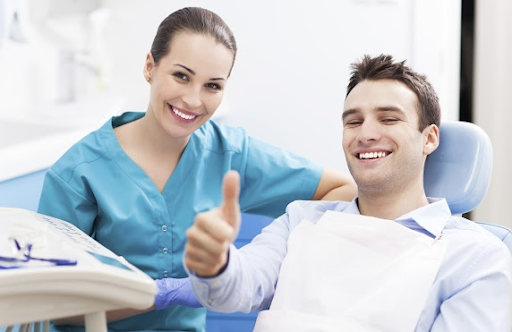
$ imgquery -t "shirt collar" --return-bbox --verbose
[345,197,451,238]
[345,198,362,215]
[397,198,451,237]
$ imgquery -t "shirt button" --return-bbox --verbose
[162,247,168,254]
[163,271,168,278]
[161,225,167,232]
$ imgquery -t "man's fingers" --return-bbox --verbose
[185,211,232,277]
[221,170,241,232]
[184,171,242,277]
[187,212,233,250]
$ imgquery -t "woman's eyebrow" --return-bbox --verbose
[176,64,195,75]
[175,63,226,81]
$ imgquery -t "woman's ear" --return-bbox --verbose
[423,124,440,156]
[143,52,155,82]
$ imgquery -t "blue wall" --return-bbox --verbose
[0,169,47,211]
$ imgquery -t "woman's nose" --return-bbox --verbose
[181,86,202,109]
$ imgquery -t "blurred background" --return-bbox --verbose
[0,0,510,227]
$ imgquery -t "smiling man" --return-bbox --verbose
[184,54,512,332]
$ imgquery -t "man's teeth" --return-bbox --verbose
[359,152,387,159]
[172,106,196,120]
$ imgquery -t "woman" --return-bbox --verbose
[38,7,356,332]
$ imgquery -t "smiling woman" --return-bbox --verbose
[114,31,235,193]
[36,6,356,332]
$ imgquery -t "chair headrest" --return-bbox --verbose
[424,121,493,215]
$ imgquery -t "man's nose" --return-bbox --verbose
[357,121,381,143]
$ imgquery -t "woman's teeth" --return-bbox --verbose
[359,152,387,159]
[172,106,196,120]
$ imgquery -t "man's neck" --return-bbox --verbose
[357,186,430,220]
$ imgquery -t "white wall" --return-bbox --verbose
[1,0,463,196]
[472,0,512,228]
[97,0,461,172]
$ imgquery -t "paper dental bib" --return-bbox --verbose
[254,211,447,332]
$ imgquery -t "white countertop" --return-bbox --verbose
[0,120,97,182]
[0,97,125,182]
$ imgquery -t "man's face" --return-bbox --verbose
[342,79,438,196]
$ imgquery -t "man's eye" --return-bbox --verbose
[382,118,399,123]
[173,72,189,81]
[345,120,362,127]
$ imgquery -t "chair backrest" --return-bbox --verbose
[424,120,512,252]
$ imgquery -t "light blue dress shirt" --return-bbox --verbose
[189,198,512,332]
[37,111,324,332]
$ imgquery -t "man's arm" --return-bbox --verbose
[312,167,357,201]
[430,245,512,331]
[184,171,288,313]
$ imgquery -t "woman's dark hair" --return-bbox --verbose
[347,54,441,131]
[150,7,237,75]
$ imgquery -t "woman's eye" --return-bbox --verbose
[173,72,189,81]
[206,82,222,90]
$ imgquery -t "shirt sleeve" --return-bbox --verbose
[186,201,335,313]
[37,168,97,236]
[188,211,292,313]
[430,243,512,332]
[239,136,323,218]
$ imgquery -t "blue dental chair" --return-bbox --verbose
[423,120,512,251]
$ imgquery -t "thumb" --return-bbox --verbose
[221,170,241,237]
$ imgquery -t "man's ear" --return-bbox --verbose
[143,52,155,82]
[423,124,440,156]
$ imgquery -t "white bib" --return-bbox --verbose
[254,211,447,332]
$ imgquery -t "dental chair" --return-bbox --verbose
[205,120,512,332]
[423,120,512,252]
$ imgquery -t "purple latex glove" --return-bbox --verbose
[154,277,203,310]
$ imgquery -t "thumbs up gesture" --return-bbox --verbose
[185,171,241,277]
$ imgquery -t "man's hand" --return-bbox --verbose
[185,170,241,277]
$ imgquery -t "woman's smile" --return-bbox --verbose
[168,103,199,122]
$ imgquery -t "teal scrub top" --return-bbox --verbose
[38,112,323,332]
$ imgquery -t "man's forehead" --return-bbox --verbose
[343,80,419,116]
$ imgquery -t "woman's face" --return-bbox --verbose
[144,32,234,139]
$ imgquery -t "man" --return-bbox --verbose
[184,54,512,331]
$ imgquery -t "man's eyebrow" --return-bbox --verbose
[342,108,359,121]
[375,106,406,115]
[175,64,226,81]
[342,106,406,120]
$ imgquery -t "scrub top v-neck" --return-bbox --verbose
[38,111,324,332]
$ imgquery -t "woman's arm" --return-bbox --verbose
[52,307,154,326]
[312,167,357,201]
